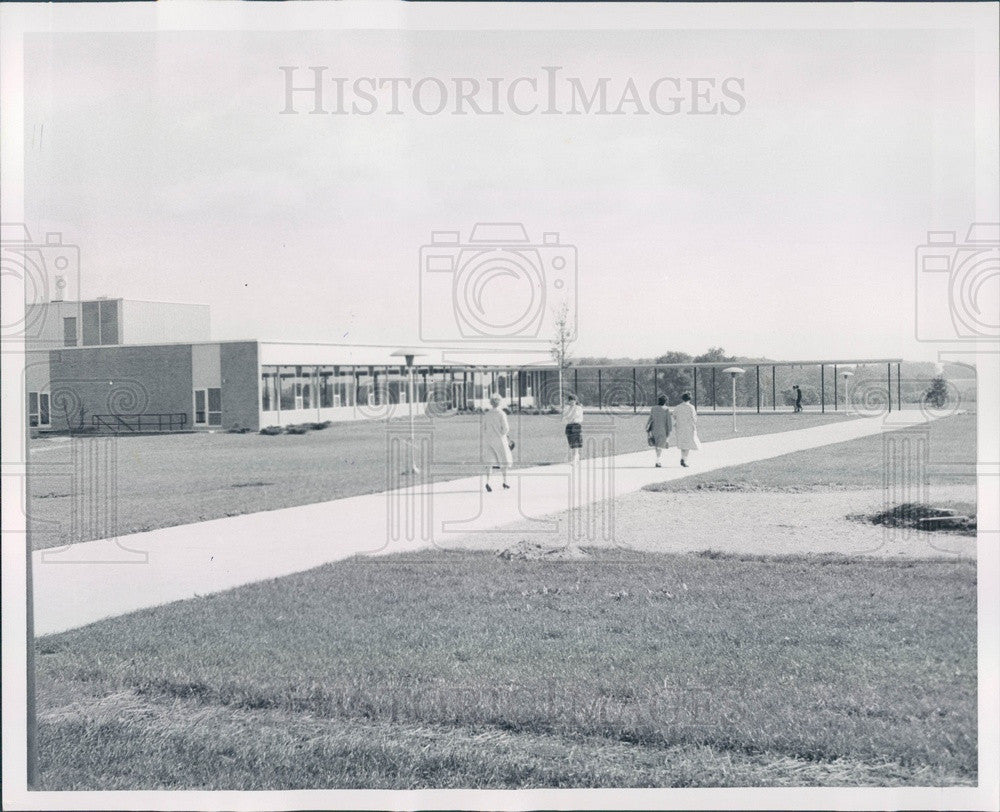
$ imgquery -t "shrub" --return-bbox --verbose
[284,424,309,435]
[309,421,333,430]
[259,425,282,436]
[924,375,949,409]
[227,423,252,434]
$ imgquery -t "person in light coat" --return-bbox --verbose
[671,392,700,467]
[483,393,512,492]
[646,395,673,467]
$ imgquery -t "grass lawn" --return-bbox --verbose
[37,547,976,789]
[646,412,977,493]
[29,411,858,548]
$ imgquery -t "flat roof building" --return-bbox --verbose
[25,298,553,433]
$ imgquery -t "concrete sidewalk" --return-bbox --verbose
[33,411,935,636]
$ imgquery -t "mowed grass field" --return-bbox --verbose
[35,414,979,789]
[29,411,855,548]
[647,412,977,493]
[37,549,976,789]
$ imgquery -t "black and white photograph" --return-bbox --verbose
[1,2,998,810]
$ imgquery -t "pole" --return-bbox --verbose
[654,366,658,401]
[821,365,825,413]
[833,364,838,411]
[26,490,36,786]
[632,367,637,413]
[731,374,737,432]
[692,367,698,410]
[897,363,902,413]
[597,368,602,409]
[771,365,776,411]
[755,365,760,413]
[407,363,418,474]
[887,362,892,413]
[712,367,717,410]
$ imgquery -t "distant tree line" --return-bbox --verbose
[558,350,975,410]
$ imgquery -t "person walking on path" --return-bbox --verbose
[793,384,803,413]
[483,394,512,492]
[563,392,584,464]
[672,392,700,467]
[646,394,673,467]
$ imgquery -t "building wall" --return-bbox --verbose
[24,300,84,350]
[45,344,194,432]
[220,342,261,431]
[119,300,210,345]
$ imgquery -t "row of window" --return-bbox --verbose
[259,366,536,412]
[62,300,119,347]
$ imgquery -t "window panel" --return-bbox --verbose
[63,317,77,347]
[319,368,335,408]
[279,372,295,410]
[194,389,207,424]
[81,301,100,346]
[99,300,119,344]
[261,374,273,411]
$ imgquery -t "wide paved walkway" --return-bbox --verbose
[33,411,936,636]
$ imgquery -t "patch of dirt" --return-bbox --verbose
[497,540,591,562]
[848,503,977,536]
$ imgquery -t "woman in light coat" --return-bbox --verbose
[646,395,672,467]
[671,392,700,467]
[483,394,512,491]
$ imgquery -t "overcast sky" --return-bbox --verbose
[24,26,996,362]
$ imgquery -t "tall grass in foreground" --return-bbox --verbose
[37,548,976,788]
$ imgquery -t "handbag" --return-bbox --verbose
[647,433,655,447]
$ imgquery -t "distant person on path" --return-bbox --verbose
[563,393,584,464]
[483,394,512,492]
[672,392,700,467]
[793,384,803,413]
[646,395,673,467]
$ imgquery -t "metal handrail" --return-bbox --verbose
[91,413,188,432]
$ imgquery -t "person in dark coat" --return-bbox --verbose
[793,384,803,413]
[646,395,673,467]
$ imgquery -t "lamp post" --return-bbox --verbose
[391,349,426,475]
[722,367,745,432]
[840,370,854,412]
